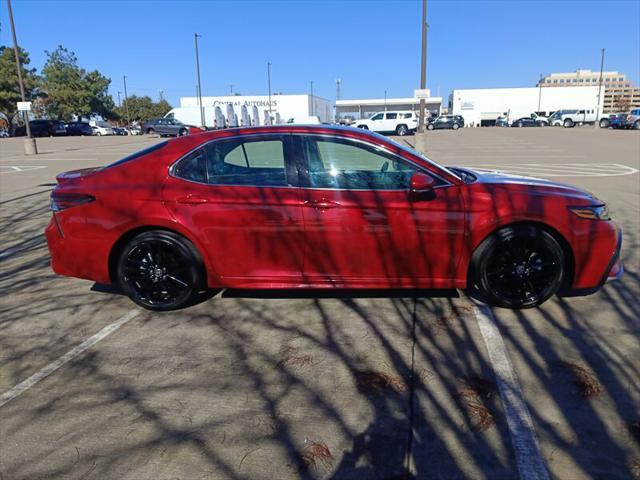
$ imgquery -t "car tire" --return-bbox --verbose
[634,120,640,130]
[599,119,609,128]
[357,125,368,129]
[452,123,459,130]
[563,119,574,128]
[470,225,565,309]
[96,132,102,136]
[117,230,205,311]
[179,128,189,136]
[516,122,523,127]
[395,124,408,136]
[146,128,156,135]
[427,123,434,131]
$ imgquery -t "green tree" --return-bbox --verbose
[41,45,116,120]
[117,95,172,123]
[0,45,40,128]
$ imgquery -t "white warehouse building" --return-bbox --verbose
[450,86,605,126]
[167,94,332,128]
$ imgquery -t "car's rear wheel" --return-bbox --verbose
[146,128,155,135]
[634,120,640,130]
[471,225,565,308]
[396,124,408,136]
[117,231,204,311]
[452,123,459,130]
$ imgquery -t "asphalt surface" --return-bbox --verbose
[0,128,638,480]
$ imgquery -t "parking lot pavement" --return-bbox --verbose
[1,129,639,479]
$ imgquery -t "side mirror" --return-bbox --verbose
[409,172,436,200]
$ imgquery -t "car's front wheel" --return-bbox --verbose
[470,225,565,308]
[452,123,460,130]
[117,230,204,311]
[179,128,189,136]
[563,119,574,128]
[146,128,156,135]
[427,123,434,130]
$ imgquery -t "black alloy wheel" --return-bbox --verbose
[471,225,565,308]
[117,231,203,310]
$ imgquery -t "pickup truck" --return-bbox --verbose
[549,109,598,127]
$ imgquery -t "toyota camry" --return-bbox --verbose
[45,125,623,310]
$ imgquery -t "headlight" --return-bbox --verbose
[568,204,610,220]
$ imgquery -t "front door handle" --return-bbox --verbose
[304,199,340,210]
[176,195,208,205]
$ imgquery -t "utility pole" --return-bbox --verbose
[7,0,36,154]
[194,33,205,128]
[267,62,272,122]
[310,81,314,115]
[117,91,122,108]
[123,75,131,130]
[158,90,164,102]
[384,90,387,111]
[415,0,429,153]
[229,84,234,95]
[595,48,605,125]
[537,73,543,113]
[335,78,341,122]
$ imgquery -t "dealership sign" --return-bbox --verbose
[17,101,32,111]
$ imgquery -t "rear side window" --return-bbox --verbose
[108,141,168,168]
[386,113,398,119]
[172,136,290,187]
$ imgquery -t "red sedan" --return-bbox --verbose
[45,125,623,310]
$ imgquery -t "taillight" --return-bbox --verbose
[51,193,95,212]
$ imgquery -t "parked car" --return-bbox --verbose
[13,119,66,137]
[354,111,418,136]
[529,113,549,126]
[549,109,597,127]
[610,113,628,129]
[495,116,509,127]
[65,122,94,136]
[426,115,463,130]
[0,129,9,138]
[45,125,622,311]
[512,117,545,127]
[142,118,203,137]
[89,120,114,136]
[112,127,128,135]
[623,108,640,129]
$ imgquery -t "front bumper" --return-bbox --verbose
[602,228,623,285]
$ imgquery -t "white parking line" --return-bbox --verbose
[0,309,141,409]
[470,163,638,177]
[0,166,47,174]
[473,303,550,480]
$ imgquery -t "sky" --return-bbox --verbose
[1,0,639,107]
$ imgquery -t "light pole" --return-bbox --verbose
[267,62,272,121]
[123,75,131,130]
[158,90,164,102]
[537,73,543,113]
[6,0,36,154]
[595,48,605,125]
[415,0,429,153]
[310,80,314,116]
[194,33,205,127]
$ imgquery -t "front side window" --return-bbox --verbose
[302,137,419,190]
[371,113,384,121]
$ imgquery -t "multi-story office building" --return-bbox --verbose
[537,70,631,88]
[538,70,639,113]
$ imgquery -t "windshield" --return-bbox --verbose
[373,132,461,181]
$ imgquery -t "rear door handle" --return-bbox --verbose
[176,195,208,205]
[304,199,340,210]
